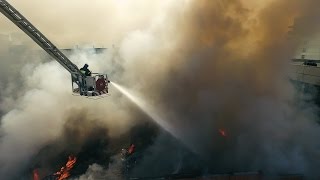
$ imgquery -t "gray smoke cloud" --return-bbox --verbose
[72,155,124,180]
[147,0,320,176]
[115,0,320,177]
[1,0,320,179]
[0,0,172,177]
[0,47,138,179]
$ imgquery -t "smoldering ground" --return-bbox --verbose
[26,109,159,179]
[1,0,320,179]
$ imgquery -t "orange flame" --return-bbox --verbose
[219,129,227,137]
[54,155,77,180]
[33,169,40,180]
[128,144,135,155]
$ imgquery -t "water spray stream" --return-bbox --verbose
[111,82,199,154]
[111,82,179,138]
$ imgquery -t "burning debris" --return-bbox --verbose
[32,156,77,180]
[33,169,40,180]
[54,156,77,180]
[121,144,137,162]
[26,120,159,179]
[128,144,136,155]
[121,144,143,177]
[218,129,227,137]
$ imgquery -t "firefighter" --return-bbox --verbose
[80,64,92,76]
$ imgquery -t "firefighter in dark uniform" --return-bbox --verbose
[80,64,93,92]
[80,64,91,76]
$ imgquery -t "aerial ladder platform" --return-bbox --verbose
[0,0,110,96]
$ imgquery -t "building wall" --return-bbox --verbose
[289,64,320,86]
[293,35,320,61]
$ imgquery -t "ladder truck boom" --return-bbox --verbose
[0,0,110,97]
[0,0,82,77]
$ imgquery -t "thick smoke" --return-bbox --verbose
[96,0,320,173]
[116,0,320,177]
[0,46,140,179]
[72,156,124,180]
[1,0,320,179]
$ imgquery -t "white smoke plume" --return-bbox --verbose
[73,155,124,180]
[0,47,136,179]
[0,0,177,177]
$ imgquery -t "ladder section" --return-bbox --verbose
[0,0,82,75]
